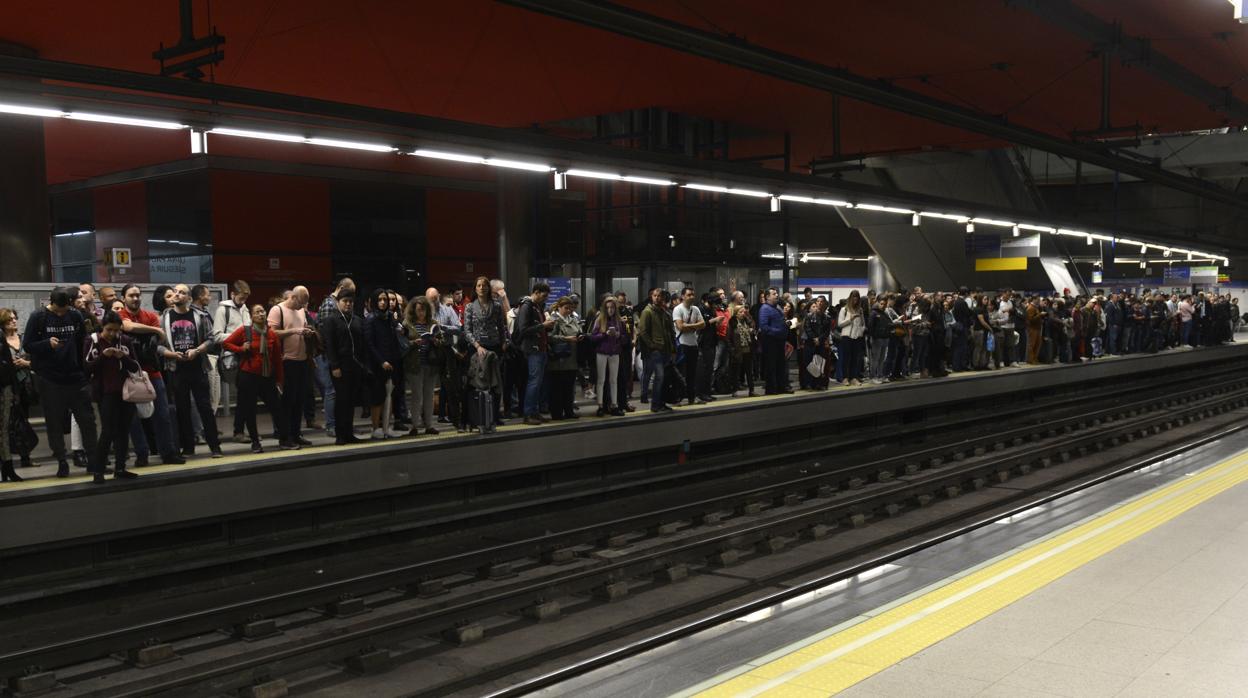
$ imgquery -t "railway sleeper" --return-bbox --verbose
[235,618,281,641]
[344,647,393,675]
[126,641,179,668]
[6,671,58,698]
[442,623,485,646]
[239,678,290,698]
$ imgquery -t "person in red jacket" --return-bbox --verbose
[224,305,297,453]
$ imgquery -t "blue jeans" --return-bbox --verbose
[130,374,177,459]
[646,351,667,411]
[639,349,654,401]
[1180,321,1192,346]
[1107,324,1121,354]
[524,352,547,417]
[314,355,336,433]
[837,336,864,381]
[951,324,969,371]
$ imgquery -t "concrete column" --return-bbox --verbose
[867,253,899,293]
[0,41,51,281]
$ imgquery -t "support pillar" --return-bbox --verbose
[0,41,51,282]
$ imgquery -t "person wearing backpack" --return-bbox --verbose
[224,304,296,453]
[214,280,251,442]
[84,310,141,483]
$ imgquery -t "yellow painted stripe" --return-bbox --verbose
[975,256,1029,271]
[691,448,1248,697]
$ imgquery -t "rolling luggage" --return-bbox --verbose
[468,389,495,434]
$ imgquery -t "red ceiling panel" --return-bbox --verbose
[2,0,1244,184]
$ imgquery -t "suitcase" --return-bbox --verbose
[1090,337,1103,357]
[468,389,495,434]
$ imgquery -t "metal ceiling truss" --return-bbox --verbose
[0,55,1235,254]
[496,0,1248,214]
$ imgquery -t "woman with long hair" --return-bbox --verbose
[727,303,757,396]
[363,288,403,439]
[402,296,442,435]
[84,311,141,483]
[836,290,866,385]
[1,308,35,481]
[589,295,625,417]
[548,297,583,420]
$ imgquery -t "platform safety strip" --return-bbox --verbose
[686,447,1248,697]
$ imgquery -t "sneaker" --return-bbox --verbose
[384,428,405,438]
[232,433,250,444]
[251,442,264,454]
[425,427,439,436]
[295,436,314,446]
[584,389,596,400]
[325,427,337,439]
[652,405,674,413]
[72,450,88,468]
[371,428,385,440]
[56,460,70,478]
[596,407,606,417]
[279,440,301,450]
[210,449,225,459]
[114,469,139,480]
[437,416,450,424]
[624,404,636,413]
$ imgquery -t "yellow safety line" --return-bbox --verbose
[688,448,1248,697]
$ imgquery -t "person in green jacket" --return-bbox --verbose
[637,288,676,413]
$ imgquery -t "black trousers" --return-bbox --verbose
[169,367,219,452]
[479,344,504,420]
[93,393,135,472]
[237,371,287,443]
[616,343,633,409]
[680,345,699,403]
[282,359,310,439]
[36,376,98,464]
[331,365,361,440]
[549,370,577,419]
[761,336,786,393]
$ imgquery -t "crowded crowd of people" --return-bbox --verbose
[0,278,1241,485]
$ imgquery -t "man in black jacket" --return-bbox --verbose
[513,282,553,425]
[23,287,99,477]
[950,287,974,372]
[321,292,365,444]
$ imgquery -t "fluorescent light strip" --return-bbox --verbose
[919,211,969,222]
[483,157,551,172]
[67,112,186,130]
[412,149,486,164]
[856,203,915,215]
[970,217,1016,227]
[1018,224,1056,233]
[564,169,674,185]
[306,137,395,153]
[53,230,92,238]
[777,195,852,207]
[684,183,771,198]
[211,127,306,143]
[0,103,66,118]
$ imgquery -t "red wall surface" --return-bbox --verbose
[209,170,333,303]
[426,188,498,289]
[92,181,149,284]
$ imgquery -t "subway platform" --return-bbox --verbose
[2,341,1247,555]
[535,416,1248,698]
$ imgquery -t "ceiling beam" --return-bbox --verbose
[1008,0,1248,124]
[496,0,1248,213]
[0,55,1236,252]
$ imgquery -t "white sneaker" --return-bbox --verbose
[384,428,405,438]
[371,428,384,440]
[584,389,596,400]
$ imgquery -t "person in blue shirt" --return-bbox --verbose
[757,287,792,395]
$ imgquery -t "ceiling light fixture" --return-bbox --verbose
[67,112,186,130]
[919,211,969,222]
[1012,225,1020,237]
[0,103,66,118]
[966,222,975,233]
[855,203,914,215]
[913,213,921,227]
[970,217,1016,228]
[210,127,306,143]
[305,137,394,152]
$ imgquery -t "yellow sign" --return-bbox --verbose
[975,257,1027,271]
[108,247,132,269]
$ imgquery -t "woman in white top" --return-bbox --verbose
[836,291,866,385]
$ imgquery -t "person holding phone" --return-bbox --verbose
[590,295,626,417]
[85,311,141,483]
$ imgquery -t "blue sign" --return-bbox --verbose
[964,234,1001,258]
[541,277,574,308]
[1163,267,1190,283]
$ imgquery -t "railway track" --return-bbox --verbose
[3,362,1248,697]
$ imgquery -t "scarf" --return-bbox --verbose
[254,322,271,378]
